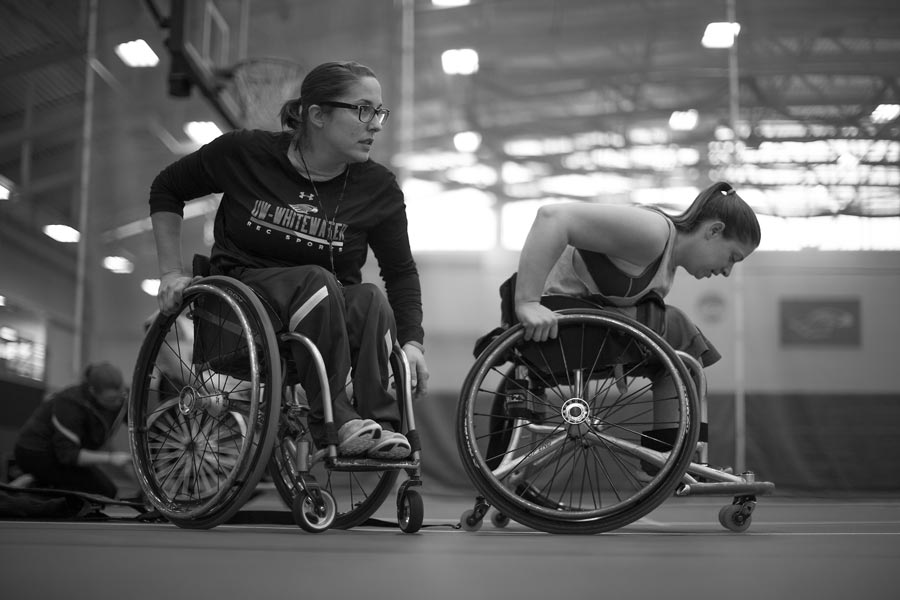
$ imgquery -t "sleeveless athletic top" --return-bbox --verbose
[543,215,677,308]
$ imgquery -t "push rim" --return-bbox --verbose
[457,310,699,533]
[130,278,282,527]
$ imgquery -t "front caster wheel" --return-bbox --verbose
[718,503,752,532]
[398,490,424,533]
[460,509,483,532]
[293,490,336,533]
[491,510,510,528]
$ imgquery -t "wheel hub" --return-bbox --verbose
[178,385,229,417]
[178,386,197,415]
[561,398,590,425]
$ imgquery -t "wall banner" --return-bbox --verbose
[780,298,861,346]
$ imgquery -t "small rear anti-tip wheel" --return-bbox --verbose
[398,490,424,533]
[491,510,510,528]
[292,490,336,533]
[718,503,752,533]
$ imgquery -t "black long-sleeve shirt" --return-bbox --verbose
[15,384,122,465]
[149,130,424,346]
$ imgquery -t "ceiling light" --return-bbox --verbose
[702,22,741,48]
[453,130,482,153]
[43,224,80,243]
[628,127,668,145]
[432,0,470,6]
[184,121,223,145]
[445,164,498,187]
[114,39,159,67]
[441,49,479,75]
[0,173,14,200]
[141,279,160,296]
[714,125,735,140]
[871,104,900,124]
[102,256,134,274]
[669,109,699,131]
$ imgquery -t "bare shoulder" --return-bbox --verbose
[562,204,669,262]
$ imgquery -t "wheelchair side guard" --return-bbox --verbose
[473,326,507,358]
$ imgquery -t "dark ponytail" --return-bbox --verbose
[670,181,761,247]
[278,97,303,131]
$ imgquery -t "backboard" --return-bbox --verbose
[165,0,247,128]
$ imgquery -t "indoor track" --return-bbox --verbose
[1,487,898,600]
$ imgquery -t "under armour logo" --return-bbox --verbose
[297,191,316,201]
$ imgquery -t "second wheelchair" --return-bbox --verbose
[456,293,774,534]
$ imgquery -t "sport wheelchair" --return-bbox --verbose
[457,276,774,534]
[128,256,424,533]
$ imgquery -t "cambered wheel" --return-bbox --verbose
[130,277,282,529]
[457,309,700,534]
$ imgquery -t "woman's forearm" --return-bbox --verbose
[151,211,186,276]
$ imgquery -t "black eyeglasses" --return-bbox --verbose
[320,101,391,124]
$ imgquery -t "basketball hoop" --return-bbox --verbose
[221,58,305,130]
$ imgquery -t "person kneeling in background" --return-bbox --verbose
[12,361,132,498]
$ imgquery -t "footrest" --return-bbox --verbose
[326,457,420,472]
[675,481,775,497]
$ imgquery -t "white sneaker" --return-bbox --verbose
[367,430,411,460]
[337,419,381,456]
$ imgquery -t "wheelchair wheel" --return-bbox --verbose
[292,489,337,533]
[130,277,282,528]
[268,414,398,529]
[457,309,700,534]
[267,346,413,529]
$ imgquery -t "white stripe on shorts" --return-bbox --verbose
[384,330,393,357]
[289,286,329,331]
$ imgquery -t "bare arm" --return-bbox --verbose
[151,211,195,314]
[514,204,668,341]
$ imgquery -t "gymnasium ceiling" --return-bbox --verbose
[1,0,899,273]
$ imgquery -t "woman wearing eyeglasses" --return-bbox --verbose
[13,362,132,497]
[149,61,427,459]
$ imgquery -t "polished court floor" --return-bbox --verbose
[1,487,898,600]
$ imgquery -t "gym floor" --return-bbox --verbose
[1,486,898,600]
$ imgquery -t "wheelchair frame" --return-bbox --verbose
[457,308,774,534]
[129,272,424,533]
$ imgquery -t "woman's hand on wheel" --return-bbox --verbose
[516,301,558,342]
[157,271,195,314]
[402,343,429,398]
